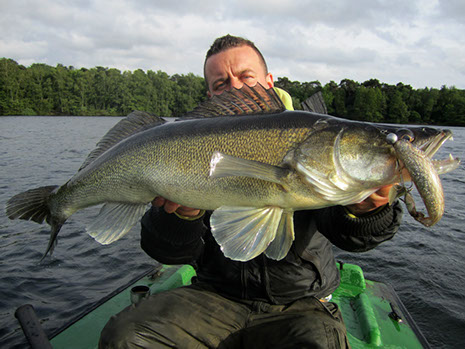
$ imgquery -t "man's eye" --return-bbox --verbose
[214,82,226,90]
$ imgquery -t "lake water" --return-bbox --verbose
[1,116,464,348]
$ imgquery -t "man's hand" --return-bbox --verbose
[345,185,393,216]
[152,197,201,217]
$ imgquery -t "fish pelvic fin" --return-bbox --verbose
[265,211,295,260]
[210,206,294,262]
[79,111,166,170]
[86,203,149,245]
[6,185,66,259]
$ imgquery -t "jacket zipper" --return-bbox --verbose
[261,256,278,304]
[241,263,248,299]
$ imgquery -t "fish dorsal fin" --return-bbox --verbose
[186,83,286,118]
[79,111,166,170]
[301,91,328,114]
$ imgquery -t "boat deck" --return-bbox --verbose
[47,263,429,348]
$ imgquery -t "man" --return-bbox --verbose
[99,35,402,348]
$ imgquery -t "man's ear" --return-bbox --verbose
[266,73,274,88]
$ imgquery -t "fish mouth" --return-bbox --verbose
[417,130,460,174]
[418,129,453,158]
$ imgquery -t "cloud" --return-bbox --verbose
[436,0,465,23]
[0,0,464,88]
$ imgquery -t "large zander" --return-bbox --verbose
[6,84,460,261]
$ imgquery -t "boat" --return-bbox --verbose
[16,262,430,348]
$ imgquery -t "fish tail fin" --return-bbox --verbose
[6,185,66,258]
[6,185,59,223]
[40,221,63,261]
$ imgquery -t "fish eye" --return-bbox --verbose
[396,128,414,142]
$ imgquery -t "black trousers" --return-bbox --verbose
[99,284,350,349]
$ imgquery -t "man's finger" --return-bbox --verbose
[152,196,166,207]
[164,201,181,213]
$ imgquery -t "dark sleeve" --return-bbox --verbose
[140,206,208,264]
[315,201,403,252]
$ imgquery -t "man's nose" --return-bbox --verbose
[228,77,243,90]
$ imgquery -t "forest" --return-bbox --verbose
[1,58,464,126]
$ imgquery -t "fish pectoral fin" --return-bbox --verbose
[86,203,149,245]
[265,210,295,260]
[210,152,290,188]
[295,161,376,205]
[211,206,287,262]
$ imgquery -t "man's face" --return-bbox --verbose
[204,45,274,97]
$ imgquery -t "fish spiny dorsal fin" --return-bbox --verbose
[79,110,166,170]
[186,83,285,118]
[214,90,255,114]
[241,84,285,111]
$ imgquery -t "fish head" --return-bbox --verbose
[286,121,458,207]
[288,123,398,194]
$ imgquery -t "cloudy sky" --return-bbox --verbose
[1,0,464,89]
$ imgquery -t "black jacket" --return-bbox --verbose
[141,203,402,304]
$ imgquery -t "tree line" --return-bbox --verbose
[1,58,464,126]
[0,58,206,117]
